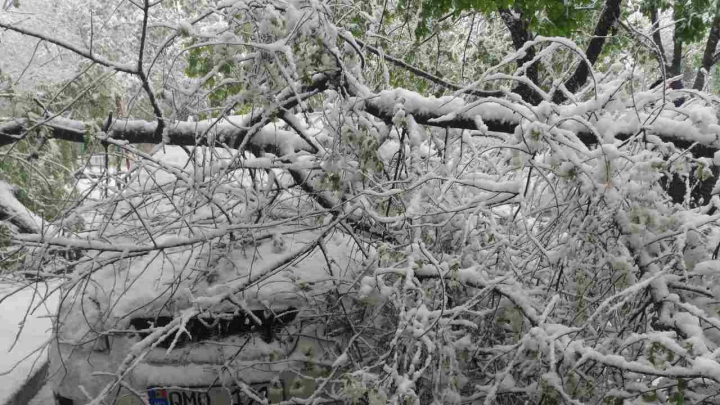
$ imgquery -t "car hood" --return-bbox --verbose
[55,226,360,345]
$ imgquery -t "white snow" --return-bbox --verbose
[694,260,720,276]
[0,282,58,404]
[0,180,43,233]
[0,0,84,90]
[369,87,527,127]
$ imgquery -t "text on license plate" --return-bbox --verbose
[148,385,270,405]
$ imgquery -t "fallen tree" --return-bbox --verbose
[2,1,720,404]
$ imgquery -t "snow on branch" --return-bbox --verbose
[0,116,315,152]
[352,78,720,161]
[5,2,720,403]
[0,181,42,234]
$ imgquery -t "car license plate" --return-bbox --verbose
[147,385,271,405]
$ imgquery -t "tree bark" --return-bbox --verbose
[670,37,683,78]
[553,0,622,103]
[499,8,543,105]
[650,8,667,67]
[693,2,720,90]
[5,81,720,162]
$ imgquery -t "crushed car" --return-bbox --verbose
[44,147,366,404]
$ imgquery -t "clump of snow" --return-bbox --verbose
[694,260,720,276]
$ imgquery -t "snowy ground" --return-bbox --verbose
[0,282,58,404]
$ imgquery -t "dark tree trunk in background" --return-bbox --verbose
[499,8,543,105]
[693,2,720,91]
[553,0,622,103]
[650,8,667,66]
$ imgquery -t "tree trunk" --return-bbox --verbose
[554,0,622,102]
[693,2,720,90]
[650,8,666,66]
[499,8,543,105]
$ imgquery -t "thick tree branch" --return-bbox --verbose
[0,181,41,234]
[0,73,333,235]
[693,2,720,90]
[669,12,684,80]
[0,72,332,149]
[498,8,542,105]
[0,116,312,151]
[667,30,686,107]
[3,71,720,234]
[553,0,622,103]
[352,84,720,160]
[650,8,667,67]
[352,82,717,205]
[137,0,165,139]
[5,77,720,164]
